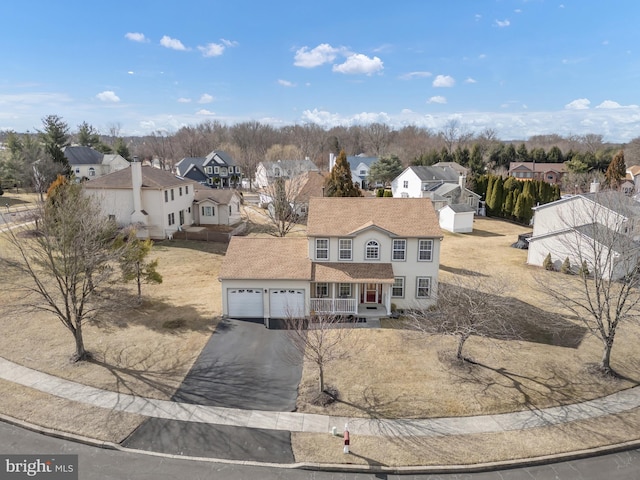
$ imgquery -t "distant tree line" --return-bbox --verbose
[1,115,637,195]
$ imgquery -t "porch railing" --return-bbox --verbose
[310,298,357,315]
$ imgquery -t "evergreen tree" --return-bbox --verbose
[487,176,504,216]
[561,257,571,274]
[454,146,470,167]
[547,146,564,163]
[469,144,485,177]
[368,155,403,187]
[114,138,132,161]
[503,190,515,218]
[542,253,554,271]
[605,150,626,188]
[115,231,163,300]
[516,143,529,163]
[77,121,101,148]
[325,150,363,197]
[38,114,71,174]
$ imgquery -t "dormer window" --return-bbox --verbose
[365,240,380,260]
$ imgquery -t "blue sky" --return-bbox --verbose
[2,0,640,142]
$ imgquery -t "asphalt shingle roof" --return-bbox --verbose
[312,262,394,283]
[62,146,104,165]
[84,165,195,190]
[306,197,441,238]
[219,237,311,280]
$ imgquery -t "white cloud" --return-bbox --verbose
[177,97,192,103]
[433,75,455,87]
[278,79,296,87]
[333,54,383,75]
[198,43,224,57]
[596,100,639,109]
[478,54,487,59]
[294,43,341,68]
[196,109,215,115]
[495,19,511,27]
[96,91,120,102]
[125,32,148,43]
[465,77,477,84]
[475,14,482,21]
[160,35,187,51]
[399,71,432,80]
[428,96,447,104]
[514,9,522,13]
[127,71,135,75]
[565,98,590,110]
[221,39,239,47]
[198,94,214,104]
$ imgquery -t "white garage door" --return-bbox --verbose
[227,288,264,318]
[269,289,305,318]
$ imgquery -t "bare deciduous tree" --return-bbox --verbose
[406,274,515,361]
[534,192,640,374]
[285,314,360,394]
[0,180,129,362]
[257,173,307,236]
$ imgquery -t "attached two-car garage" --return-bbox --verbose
[226,287,306,319]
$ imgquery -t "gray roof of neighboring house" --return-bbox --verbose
[581,191,640,218]
[205,150,237,166]
[194,188,240,204]
[62,146,104,165]
[347,155,378,171]
[84,165,195,190]
[574,223,639,253]
[447,204,476,213]
[408,165,460,182]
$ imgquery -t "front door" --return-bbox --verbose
[365,283,378,303]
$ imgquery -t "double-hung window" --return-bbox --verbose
[392,277,405,298]
[170,189,175,201]
[315,283,329,297]
[164,190,168,202]
[403,180,409,188]
[202,206,214,216]
[338,283,351,298]
[416,277,431,298]
[392,239,406,261]
[339,239,352,260]
[418,239,433,261]
[315,238,329,260]
[365,240,380,260]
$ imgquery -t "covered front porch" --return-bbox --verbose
[309,262,395,317]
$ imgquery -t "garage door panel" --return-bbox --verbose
[228,288,263,317]
[269,289,305,318]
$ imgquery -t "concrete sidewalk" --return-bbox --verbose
[1,356,639,438]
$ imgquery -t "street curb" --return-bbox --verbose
[2,412,640,474]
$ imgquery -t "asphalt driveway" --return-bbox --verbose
[171,318,303,411]
[123,318,303,463]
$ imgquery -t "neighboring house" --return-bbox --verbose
[508,162,567,185]
[63,146,129,180]
[84,162,196,239]
[433,162,469,176]
[527,190,640,280]
[625,165,640,194]
[258,171,328,217]
[439,204,475,233]
[255,158,319,189]
[391,165,480,233]
[174,150,241,188]
[219,197,442,325]
[329,153,379,189]
[193,188,242,226]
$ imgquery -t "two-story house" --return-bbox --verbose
[63,145,129,180]
[391,165,480,233]
[508,162,567,185]
[84,162,196,239]
[175,150,241,188]
[254,158,319,189]
[328,153,379,189]
[219,197,442,326]
[527,189,640,280]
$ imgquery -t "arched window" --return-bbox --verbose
[88,167,96,176]
[365,240,380,260]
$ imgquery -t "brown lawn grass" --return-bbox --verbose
[0,235,226,403]
[295,217,640,420]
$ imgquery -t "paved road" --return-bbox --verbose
[123,318,303,463]
[3,421,640,479]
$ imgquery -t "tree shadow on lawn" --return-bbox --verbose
[152,239,229,255]
[92,292,216,334]
[331,386,417,420]
[466,228,506,238]
[439,264,489,277]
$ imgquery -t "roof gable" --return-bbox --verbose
[84,165,196,190]
[307,197,441,238]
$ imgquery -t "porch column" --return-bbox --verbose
[355,283,360,314]
[384,284,391,315]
